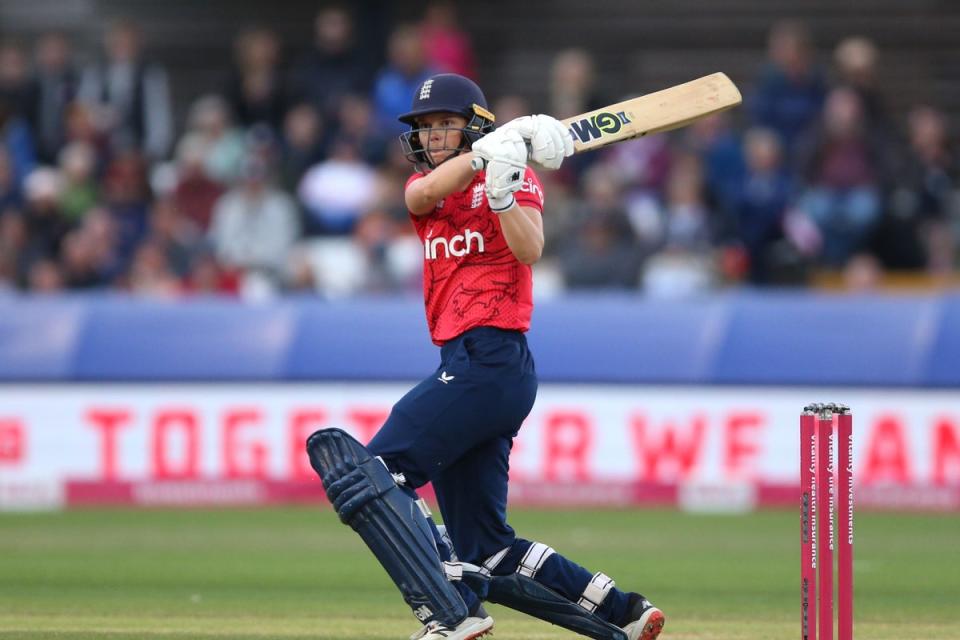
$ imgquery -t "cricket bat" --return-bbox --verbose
[471,72,742,170]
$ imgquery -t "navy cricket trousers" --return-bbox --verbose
[367,326,630,625]
[367,326,535,563]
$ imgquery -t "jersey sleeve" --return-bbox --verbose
[404,172,426,193]
[514,167,545,212]
[404,172,429,219]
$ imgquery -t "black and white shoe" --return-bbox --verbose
[620,593,665,640]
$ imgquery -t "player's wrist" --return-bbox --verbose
[488,193,516,213]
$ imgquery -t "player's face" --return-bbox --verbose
[415,112,468,165]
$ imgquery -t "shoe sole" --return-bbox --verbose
[623,607,665,640]
[636,610,665,640]
[462,623,493,640]
[459,617,494,640]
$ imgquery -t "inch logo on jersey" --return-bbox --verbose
[424,228,485,260]
[568,111,632,143]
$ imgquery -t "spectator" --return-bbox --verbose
[548,49,605,120]
[1,95,37,187]
[352,207,410,292]
[559,166,642,289]
[27,257,64,292]
[547,49,606,183]
[606,135,673,233]
[25,32,80,163]
[181,95,246,185]
[126,239,181,297]
[876,105,957,271]
[225,27,287,133]
[0,255,12,292]
[377,142,427,228]
[62,101,110,170]
[290,5,371,118]
[420,3,476,78]
[209,157,299,283]
[102,150,152,269]
[749,20,827,160]
[372,24,436,137]
[146,197,204,278]
[78,19,173,160]
[22,167,69,261]
[680,112,745,209]
[842,252,883,291]
[78,206,121,282]
[0,148,22,211]
[642,155,718,296]
[57,142,99,222]
[796,87,888,266]
[172,135,226,231]
[491,94,530,127]
[0,235,14,291]
[283,245,320,294]
[183,248,239,296]
[337,94,387,165]
[833,36,889,136]
[60,227,106,289]
[0,209,29,288]
[297,137,378,235]
[661,154,715,251]
[725,128,793,283]
[0,42,31,116]
[279,102,326,192]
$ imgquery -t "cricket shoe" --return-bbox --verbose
[619,593,665,640]
[409,612,493,640]
[410,602,493,640]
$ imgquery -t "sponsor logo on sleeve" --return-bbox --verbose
[518,178,544,204]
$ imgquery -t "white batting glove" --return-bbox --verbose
[498,114,574,170]
[470,127,529,166]
[485,157,526,212]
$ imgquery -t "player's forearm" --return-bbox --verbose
[405,154,478,215]
[498,205,544,265]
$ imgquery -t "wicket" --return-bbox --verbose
[801,403,853,640]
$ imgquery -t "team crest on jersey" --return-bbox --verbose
[471,183,485,209]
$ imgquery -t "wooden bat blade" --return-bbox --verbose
[563,72,742,153]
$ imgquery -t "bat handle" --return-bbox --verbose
[470,141,531,172]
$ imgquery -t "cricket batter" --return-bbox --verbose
[307,73,664,640]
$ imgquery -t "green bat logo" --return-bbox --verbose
[568,111,632,143]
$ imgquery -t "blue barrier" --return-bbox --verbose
[1,292,958,386]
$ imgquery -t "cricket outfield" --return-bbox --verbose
[1,507,957,639]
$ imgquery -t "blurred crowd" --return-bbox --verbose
[0,8,957,299]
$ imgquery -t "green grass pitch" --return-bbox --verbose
[1,507,958,639]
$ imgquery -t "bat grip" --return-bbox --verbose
[470,141,531,172]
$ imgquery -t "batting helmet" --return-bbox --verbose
[398,73,496,171]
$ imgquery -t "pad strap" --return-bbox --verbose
[436,524,456,561]
[517,542,556,578]
[443,561,463,581]
[578,572,615,613]
[480,546,510,576]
